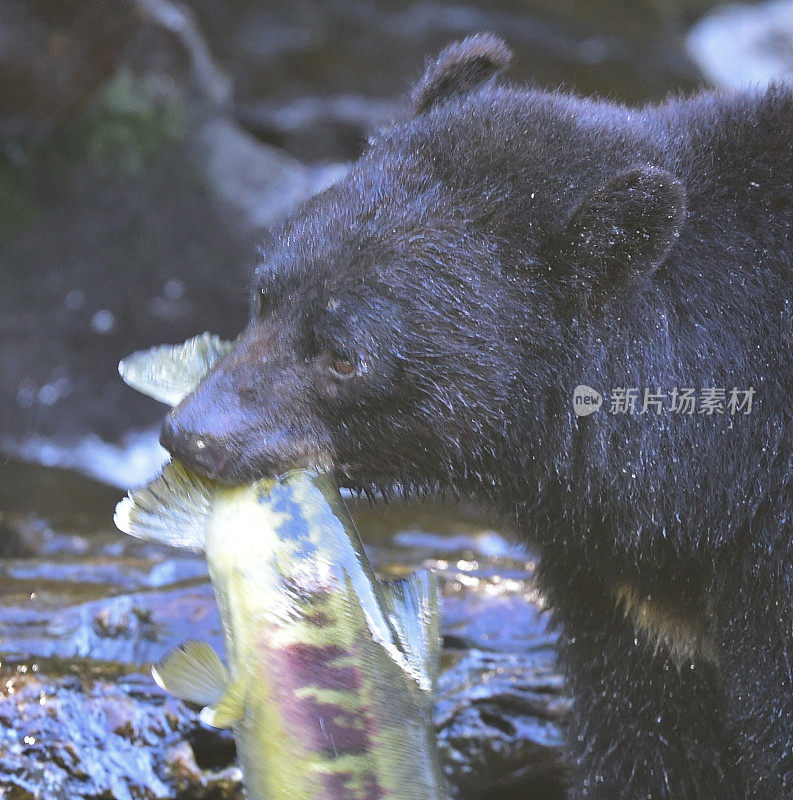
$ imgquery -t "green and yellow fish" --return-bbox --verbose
[114,335,448,800]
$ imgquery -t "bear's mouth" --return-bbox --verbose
[166,444,336,487]
[230,451,337,486]
[334,462,442,503]
[161,412,337,486]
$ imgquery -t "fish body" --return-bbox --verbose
[115,336,448,800]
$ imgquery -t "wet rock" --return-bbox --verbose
[0,571,220,664]
[0,660,247,800]
[0,667,181,800]
[686,0,793,88]
[436,650,569,799]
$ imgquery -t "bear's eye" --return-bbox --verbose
[329,352,357,378]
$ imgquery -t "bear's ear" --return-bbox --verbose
[411,33,512,115]
[557,166,687,307]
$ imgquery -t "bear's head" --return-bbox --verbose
[161,33,687,498]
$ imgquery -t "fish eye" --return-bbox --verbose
[329,351,357,378]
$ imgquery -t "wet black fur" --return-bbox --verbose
[162,34,793,799]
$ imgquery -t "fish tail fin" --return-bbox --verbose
[114,460,213,552]
[387,569,442,689]
[118,332,232,406]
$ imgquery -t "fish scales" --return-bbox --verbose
[205,475,443,800]
[223,484,381,798]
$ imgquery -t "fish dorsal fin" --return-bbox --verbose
[118,332,232,406]
[385,569,442,689]
[114,460,214,552]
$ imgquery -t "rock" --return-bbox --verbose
[0,660,249,800]
[430,553,568,797]
[198,116,345,231]
[436,650,569,799]
[237,94,399,164]
[0,668,180,800]
[134,0,232,108]
[0,568,219,664]
[686,0,793,88]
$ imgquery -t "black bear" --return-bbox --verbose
[160,33,793,799]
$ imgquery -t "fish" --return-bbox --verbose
[114,335,448,800]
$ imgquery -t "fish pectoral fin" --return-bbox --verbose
[152,640,230,707]
[385,569,442,688]
[198,677,246,729]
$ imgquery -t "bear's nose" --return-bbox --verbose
[160,419,228,477]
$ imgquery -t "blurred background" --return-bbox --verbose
[0,2,791,799]
[2,0,793,488]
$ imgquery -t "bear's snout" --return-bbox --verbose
[158,332,336,484]
[160,417,232,479]
[160,402,296,484]
[156,354,264,482]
